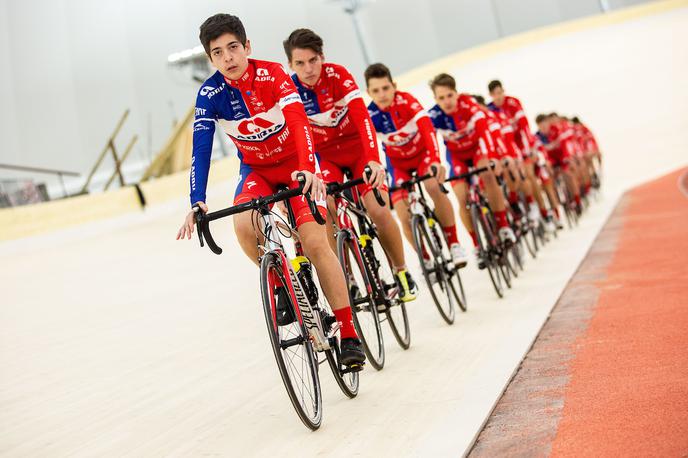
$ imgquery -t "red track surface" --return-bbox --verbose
[471,167,688,457]
[551,168,688,456]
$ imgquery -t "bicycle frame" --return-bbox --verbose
[257,207,333,352]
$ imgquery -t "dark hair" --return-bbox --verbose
[199,14,246,56]
[473,94,486,105]
[572,116,581,124]
[364,63,393,87]
[548,112,558,118]
[535,114,548,124]
[283,28,324,61]
[429,73,456,92]
[488,80,503,93]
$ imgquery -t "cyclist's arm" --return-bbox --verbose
[417,114,441,164]
[190,92,217,206]
[274,67,317,173]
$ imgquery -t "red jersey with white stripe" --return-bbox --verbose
[191,59,315,204]
[292,63,378,161]
[488,95,535,154]
[428,93,497,160]
[368,91,440,163]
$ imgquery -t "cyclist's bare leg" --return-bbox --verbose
[503,158,520,196]
[424,174,457,230]
[299,221,350,312]
[524,160,548,210]
[392,198,414,247]
[233,210,264,266]
[476,157,506,212]
[325,195,338,253]
[451,180,474,234]
[362,191,406,269]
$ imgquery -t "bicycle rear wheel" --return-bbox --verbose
[336,231,385,370]
[260,252,322,430]
[411,215,455,325]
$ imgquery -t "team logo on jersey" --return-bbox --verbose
[200,83,225,99]
[237,117,277,136]
[219,105,286,142]
[255,68,275,82]
[326,67,334,74]
[247,181,257,189]
[343,79,354,89]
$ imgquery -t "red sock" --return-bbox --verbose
[469,230,479,247]
[508,191,519,204]
[540,208,549,219]
[421,245,430,261]
[333,307,358,340]
[526,195,535,205]
[575,194,582,207]
[443,225,459,246]
[494,210,509,228]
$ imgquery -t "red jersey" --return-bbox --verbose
[428,93,496,160]
[368,91,440,163]
[488,95,535,153]
[292,63,378,162]
[191,59,315,204]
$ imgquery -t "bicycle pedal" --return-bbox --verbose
[341,363,364,374]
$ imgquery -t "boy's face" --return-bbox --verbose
[490,86,505,106]
[367,77,396,109]
[538,118,551,134]
[288,48,323,87]
[433,85,458,113]
[208,32,251,81]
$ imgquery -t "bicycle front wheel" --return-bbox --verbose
[471,204,504,298]
[411,215,455,325]
[260,252,322,430]
[365,233,411,349]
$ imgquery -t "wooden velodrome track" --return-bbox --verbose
[1,1,687,456]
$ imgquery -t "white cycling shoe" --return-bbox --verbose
[544,217,557,234]
[528,204,541,225]
[498,226,517,245]
[449,243,468,268]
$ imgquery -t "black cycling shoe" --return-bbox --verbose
[275,286,296,326]
[339,338,366,366]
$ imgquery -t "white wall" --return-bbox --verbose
[0,0,658,197]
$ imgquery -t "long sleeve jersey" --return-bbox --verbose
[368,91,440,164]
[427,93,496,159]
[190,58,315,205]
[292,62,378,161]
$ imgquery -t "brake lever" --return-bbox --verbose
[296,173,326,225]
[364,165,387,207]
[193,206,204,248]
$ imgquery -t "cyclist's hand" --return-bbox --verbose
[430,162,446,183]
[176,202,208,240]
[364,161,386,188]
[291,170,326,202]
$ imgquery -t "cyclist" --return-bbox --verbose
[282,28,419,302]
[426,73,516,266]
[474,95,555,233]
[487,80,553,231]
[175,13,365,365]
[364,63,469,269]
[537,113,583,214]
